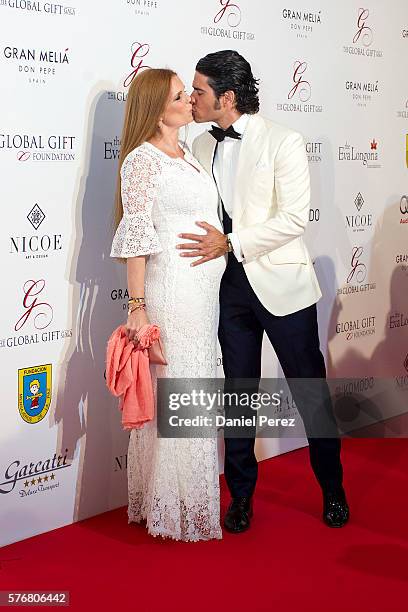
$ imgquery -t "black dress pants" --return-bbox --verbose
[218,228,343,499]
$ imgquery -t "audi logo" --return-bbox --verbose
[400,196,408,215]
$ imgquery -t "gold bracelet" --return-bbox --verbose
[128,303,146,316]
[128,297,145,305]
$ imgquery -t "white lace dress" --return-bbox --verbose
[110,141,225,541]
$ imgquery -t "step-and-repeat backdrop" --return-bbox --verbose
[1,0,407,546]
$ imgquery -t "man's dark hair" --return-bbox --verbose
[196,50,260,114]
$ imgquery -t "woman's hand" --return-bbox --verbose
[125,308,150,343]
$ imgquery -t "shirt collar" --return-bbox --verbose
[231,113,250,135]
[214,114,250,138]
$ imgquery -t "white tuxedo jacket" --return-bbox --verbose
[192,114,322,316]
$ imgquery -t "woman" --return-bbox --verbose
[110,68,225,541]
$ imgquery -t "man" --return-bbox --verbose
[178,50,349,533]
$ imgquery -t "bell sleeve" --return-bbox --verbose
[110,148,163,258]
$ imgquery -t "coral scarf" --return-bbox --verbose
[106,324,161,430]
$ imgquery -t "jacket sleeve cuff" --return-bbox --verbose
[228,232,245,262]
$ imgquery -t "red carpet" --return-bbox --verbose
[1,439,407,611]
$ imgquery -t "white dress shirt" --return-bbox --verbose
[212,113,250,262]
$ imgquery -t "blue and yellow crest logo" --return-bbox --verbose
[18,364,52,424]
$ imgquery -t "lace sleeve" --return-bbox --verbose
[110,148,163,258]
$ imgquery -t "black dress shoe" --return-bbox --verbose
[224,497,253,533]
[323,487,349,528]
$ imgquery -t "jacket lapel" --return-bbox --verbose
[197,131,217,176]
[197,131,223,221]
[233,114,268,226]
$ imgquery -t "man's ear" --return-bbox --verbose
[223,90,236,108]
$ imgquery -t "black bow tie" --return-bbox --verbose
[209,125,242,142]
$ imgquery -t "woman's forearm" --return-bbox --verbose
[125,256,149,341]
[127,255,146,299]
